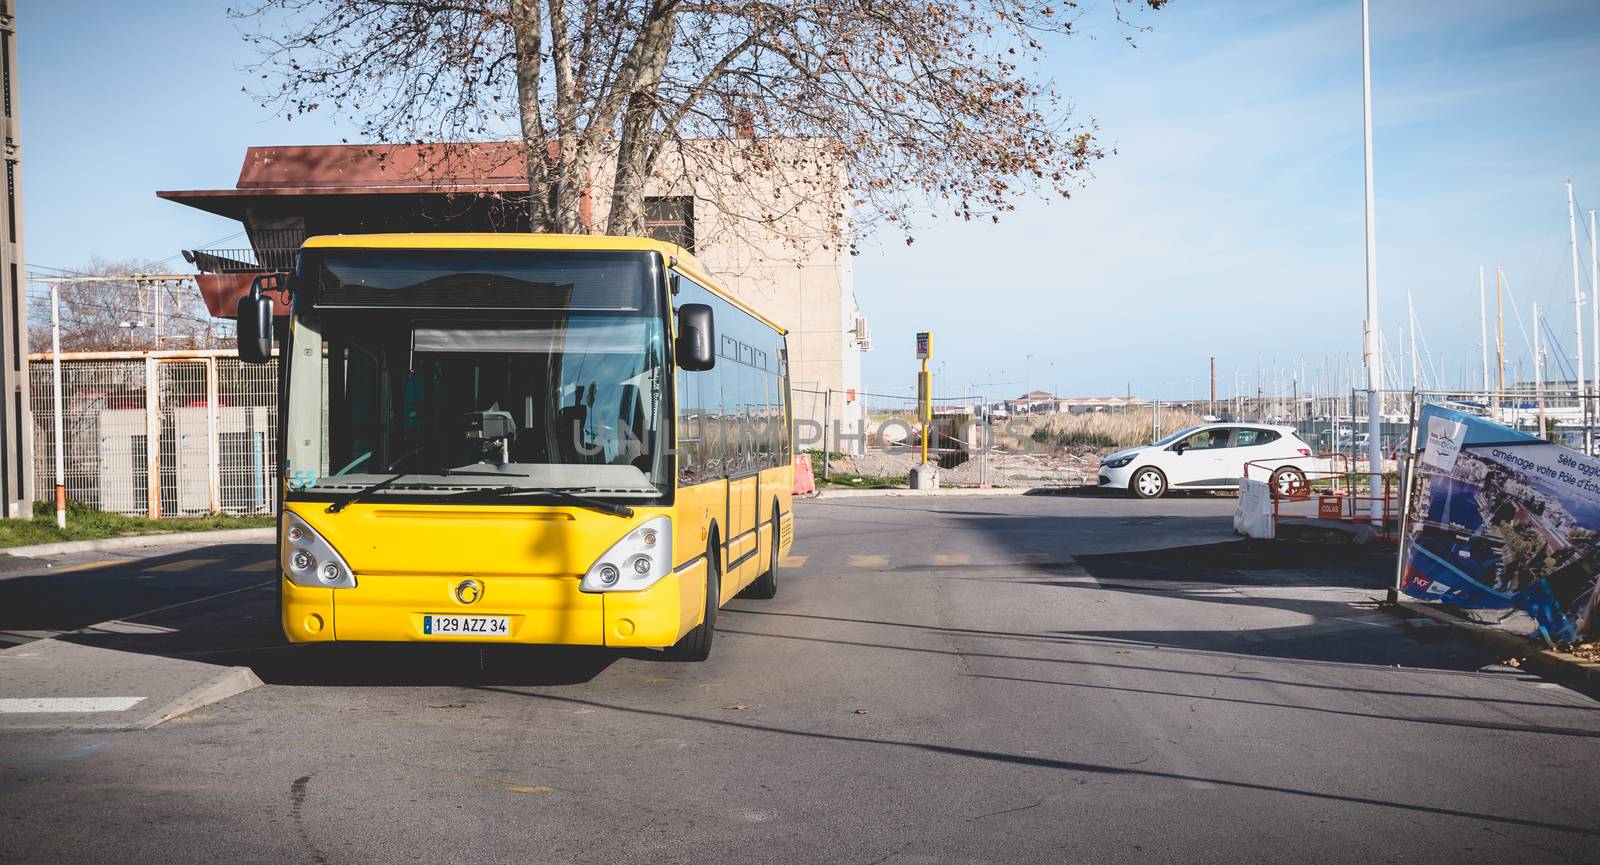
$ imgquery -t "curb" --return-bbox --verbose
[809,486,1040,499]
[135,665,265,730]
[1,527,274,559]
[1393,600,1600,693]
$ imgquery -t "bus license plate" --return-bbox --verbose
[422,615,510,637]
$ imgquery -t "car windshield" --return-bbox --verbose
[1152,425,1208,447]
[282,250,669,501]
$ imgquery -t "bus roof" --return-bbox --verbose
[299,233,786,335]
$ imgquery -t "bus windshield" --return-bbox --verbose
[283,251,669,502]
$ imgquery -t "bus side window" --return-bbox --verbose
[676,369,701,484]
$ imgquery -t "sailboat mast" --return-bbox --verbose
[1407,291,1420,390]
[1497,267,1506,392]
[1536,302,1546,436]
[1479,265,1490,399]
[1568,181,1586,398]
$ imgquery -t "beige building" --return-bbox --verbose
[159,140,870,453]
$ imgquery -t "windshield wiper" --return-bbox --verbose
[326,473,411,513]
[447,484,635,518]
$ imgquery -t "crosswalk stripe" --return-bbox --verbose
[240,560,279,573]
[778,555,808,569]
[145,558,223,573]
[932,553,971,566]
[0,697,145,713]
[848,554,888,568]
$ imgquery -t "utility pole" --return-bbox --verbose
[1209,356,1216,418]
[1360,0,1383,520]
[0,0,31,519]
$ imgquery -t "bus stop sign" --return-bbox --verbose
[916,332,932,360]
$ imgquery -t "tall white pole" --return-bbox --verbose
[1535,302,1546,436]
[1568,181,1586,398]
[1479,265,1489,401]
[1407,291,1419,391]
[1360,0,1383,519]
[50,283,65,529]
[1591,208,1598,397]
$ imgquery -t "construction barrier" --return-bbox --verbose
[793,453,815,495]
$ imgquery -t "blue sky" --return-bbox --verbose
[19,0,1600,401]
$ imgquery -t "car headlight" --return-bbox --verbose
[282,515,357,588]
[581,516,672,593]
[1102,456,1135,469]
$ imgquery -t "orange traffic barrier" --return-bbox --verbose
[793,454,816,495]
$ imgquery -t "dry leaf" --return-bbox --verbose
[854,708,870,715]
[724,704,748,711]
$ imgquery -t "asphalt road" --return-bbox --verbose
[3,494,1600,864]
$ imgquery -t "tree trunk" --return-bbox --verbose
[547,0,588,234]
[509,0,554,233]
[607,6,677,237]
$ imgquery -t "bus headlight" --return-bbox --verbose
[282,515,358,589]
[581,516,672,592]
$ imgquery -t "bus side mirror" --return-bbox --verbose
[676,303,715,371]
[236,289,275,365]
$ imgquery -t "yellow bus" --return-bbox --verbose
[235,233,794,661]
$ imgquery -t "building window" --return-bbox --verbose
[644,197,694,251]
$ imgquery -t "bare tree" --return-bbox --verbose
[29,260,222,353]
[234,0,1166,246]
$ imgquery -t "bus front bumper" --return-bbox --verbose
[281,571,692,648]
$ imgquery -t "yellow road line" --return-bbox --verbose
[49,559,126,574]
[145,558,223,573]
[932,553,971,566]
[239,560,279,573]
[848,554,889,568]
[778,555,808,569]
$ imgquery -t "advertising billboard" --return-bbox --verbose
[1401,403,1600,644]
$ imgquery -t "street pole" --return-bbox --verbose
[49,281,64,528]
[1360,0,1383,523]
[822,388,831,481]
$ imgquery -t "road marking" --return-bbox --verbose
[0,697,145,713]
[145,558,223,573]
[778,555,808,569]
[239,560,279,573]
[49,559,126,574]
[849,555,889,568]
[932,553,971,566]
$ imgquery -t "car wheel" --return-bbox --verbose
[1131,467,1166,499]
[743,503,780,600]
[666,538,719,661]
[1270,466,1309,499]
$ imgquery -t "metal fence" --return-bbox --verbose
[29,350,277,517]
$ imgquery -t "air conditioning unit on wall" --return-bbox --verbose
[852,318,871,350]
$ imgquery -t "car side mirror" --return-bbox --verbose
[676,303,715,371]
[236,277,276,365]
[1172,442,1187,455]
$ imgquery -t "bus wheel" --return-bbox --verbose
[743,504,780,600]
[667,541,719,662]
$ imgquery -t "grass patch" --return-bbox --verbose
[1028,409,1208,452]
[0,499,274,549]
[816,472,907,489]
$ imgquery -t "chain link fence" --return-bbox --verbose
[30,350,277,517]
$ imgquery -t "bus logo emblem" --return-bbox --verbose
[455,580,483,605]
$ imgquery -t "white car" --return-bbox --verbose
[1098,423,1319,499]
